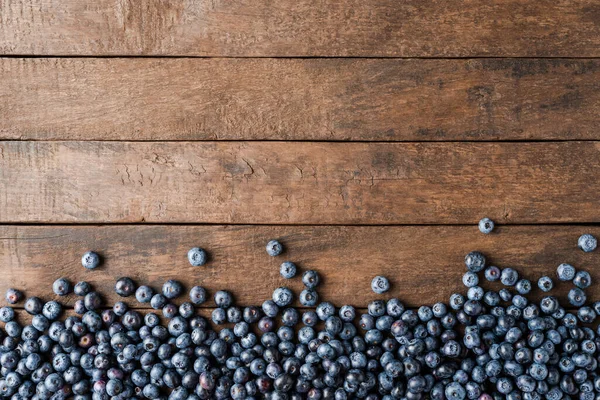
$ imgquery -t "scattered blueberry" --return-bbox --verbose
[371,275,390,294]
[266,240,283,256]
[5,288,23,304]
[73,281,91,296]
[302,270,320,289]
[573,270,591,289]
[135,285,153,303]
[464,251,486,272]
[114,277,136,297]
[52,278,72,296]
[537,276,554,292]
[578,233,597,252]
[81,251,101,269]
[478,217,495,234]
[187,247,207,266]
[557,263,576,281]
[162,280,183,299]
[279,261,297,279]
[189,286,207,305]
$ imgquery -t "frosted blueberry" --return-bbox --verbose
[568,288,586,307]
[162,280,183,299]
[371,276,390,294]
[573,270,591,289]
[266,240,283,256]
[462,272,479,288]
[478,218,495,234]
[5,288,23,304]
[187,247,207,266]
[500,268,518,286]
[81,251,101,269]
[114,277,136,297]
[279,262,297,279]
[52,278,72,296]
[537,276,554,292]
[464,251,486,272]
[557,263,576,281]
[272,287,293,307]
[299,289,318,307]
[189,286,207,305]
[578,234,597,252]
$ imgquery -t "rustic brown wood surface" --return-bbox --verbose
[2,58,600,141]
[1,0,600,57]
[1,141,599,224]
[1,225,598,308]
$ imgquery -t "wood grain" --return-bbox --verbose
[2,58,600,141]
[1,0,600,57]
[1,225,598,308]
[1,141,600,224]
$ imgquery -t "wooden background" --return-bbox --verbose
[1,0,599,313]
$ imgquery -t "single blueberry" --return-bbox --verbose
[279,262,297,279]
[371,276,390,294]
[266,240,283,256]
[478,218,494,234]
[578,233,597,252]
[465,251,486,273]
[81,251,101,269]
[188,247,207,266]
[537,276,554,292]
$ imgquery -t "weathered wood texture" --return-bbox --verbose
[0,225,598,308]
[2,58,600,141]
[1,141,600,224]
[1,0,599,57]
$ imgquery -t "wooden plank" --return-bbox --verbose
[0,225,598,308]
[1,0,599,57]
[1,141,600,224]
[2,58,600,141]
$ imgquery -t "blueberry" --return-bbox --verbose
[573,270,591,289]
[42,301,61,320]
[578,233,597,252]
[478,218,495,234]
[568,288,586,307]
[462,272,479,288]
[115,277,136,297]
[272,287,293,307]
[52,278,72,296]
[0,307,14,323]
[484,266,501,282]
[162,280,183,299]
[371,276,390,294]
[279,262,297,279]
[339,305,356,322]
[5,288,23,304]
[500,268,519,286]
[557,263,576,281]
[445,382,466,400]
[266,240,283,256]
[148,293,165,310]
[537,276,554,292]
[214,290,233,308]
[302,270,320,289]
[299,289,318,307]
[187,247,208,267]
[189,286,207,305]
[84,292,102,310]
[24,296,43,315]
[81,251,101,269]
[73,281,91,296]
[135,286,154,303]
[464,251,486,272]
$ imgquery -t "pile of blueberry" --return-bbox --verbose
[0,227,598,400]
